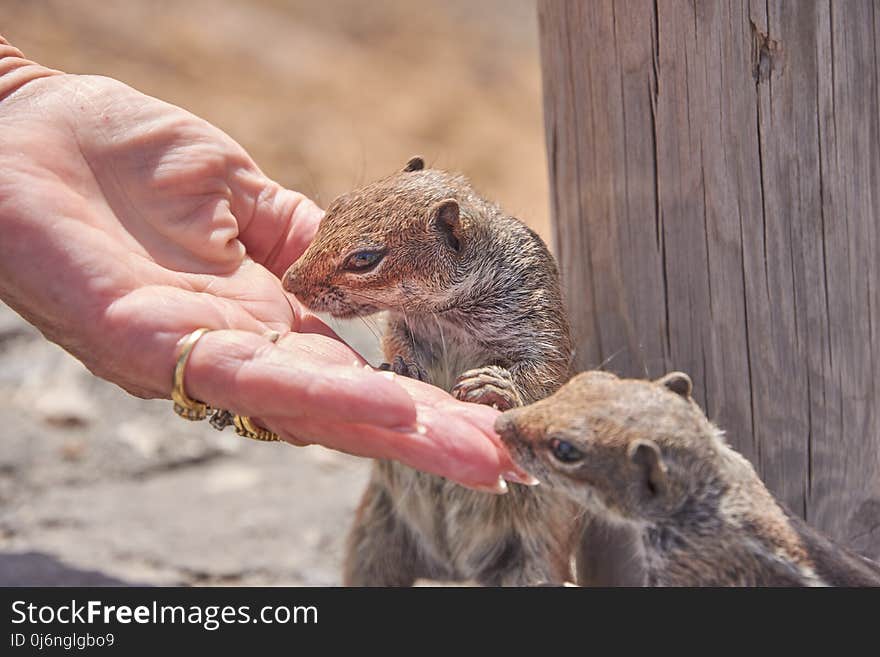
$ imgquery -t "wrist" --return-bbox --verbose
[0,35,63,102]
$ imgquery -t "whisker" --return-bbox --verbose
[344,289,423,308]
[356,315,383,350]
[402,308,416,358]
[432,311,450,387]
[592,347,625,373]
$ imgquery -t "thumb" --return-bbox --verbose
[232,175,324,278]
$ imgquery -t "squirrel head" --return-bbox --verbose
[495,370,729,522]
[283,157,476,318]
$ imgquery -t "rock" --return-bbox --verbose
[116,418,163,458]
[32,386,98,428]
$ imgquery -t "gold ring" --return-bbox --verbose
[233,414,281,442]
[172,328,212,421]
[172,327,282,443]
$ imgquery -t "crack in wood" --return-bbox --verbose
[750,18,782,83]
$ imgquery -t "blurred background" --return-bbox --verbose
[0,0,547,584]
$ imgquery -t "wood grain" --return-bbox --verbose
[539,0,880,558]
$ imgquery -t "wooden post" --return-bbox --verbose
[539,0,880,559]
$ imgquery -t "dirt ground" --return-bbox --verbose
[0,0,548,585]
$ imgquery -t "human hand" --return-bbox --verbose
[0,39,526,491]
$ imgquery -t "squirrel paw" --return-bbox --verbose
[451,365,523,411]
[379,356,428,381]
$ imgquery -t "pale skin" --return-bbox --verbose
[0,36,529,492]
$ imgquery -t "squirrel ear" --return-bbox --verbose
[628,439,667,498]
[429,198,461,252]
[403,156,425,172]
[657,371,693,398]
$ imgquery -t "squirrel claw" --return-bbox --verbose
[381,356,428,381]
[452,365,523,411]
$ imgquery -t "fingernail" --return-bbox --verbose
[472,477,508,494]
[503,471,540,486]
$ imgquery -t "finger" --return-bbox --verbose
[232,173,324,277]
[185,329,417,428]
[309,378,530,487]
[382,374,535,483]
[0,39,64,103]
[256,361,535,488]
[289,303,345,341]
[280,308,392,371]
[265,411,513,490]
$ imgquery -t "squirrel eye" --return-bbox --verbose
[343,250,385,272]
[549,438,584,464]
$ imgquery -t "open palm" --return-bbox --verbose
[0,63,521,490]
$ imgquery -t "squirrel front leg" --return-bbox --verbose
[380,318,428,381]
[451,365,523,410]
[452,359,567,410]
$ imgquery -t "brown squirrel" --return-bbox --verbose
[283,157,581,585]
[496,370,880,586]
